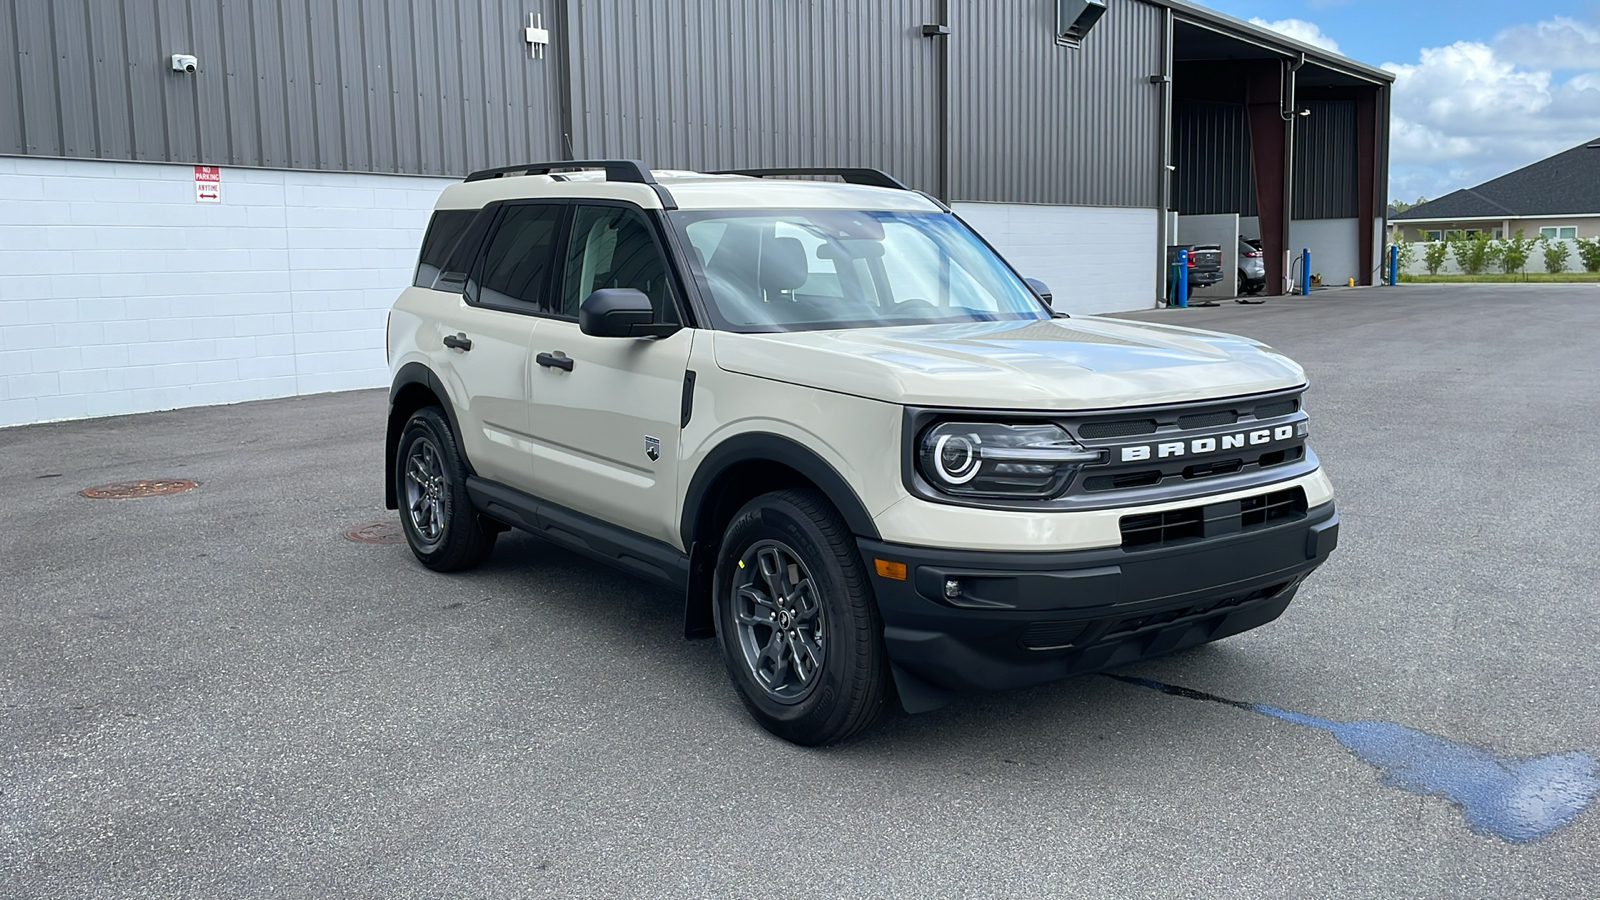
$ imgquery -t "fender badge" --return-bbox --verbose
[644,436,661,462]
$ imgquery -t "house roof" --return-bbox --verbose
[1394,137,1600,221]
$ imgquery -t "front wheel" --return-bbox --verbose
[395,406,496,572]
[712,489,890,745]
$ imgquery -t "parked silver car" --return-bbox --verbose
[1240,237,1265,295]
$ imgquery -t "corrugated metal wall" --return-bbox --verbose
[2,0,1168,206]
[1293,99,1357,219]
[0,0,563,174]
[1171,100,1255,216]
[562,0,941,195]
[950,0,1163,207]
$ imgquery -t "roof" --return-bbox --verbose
[1156,0,1395,86]
[1395,138,1600,221]
[435,169,943,213]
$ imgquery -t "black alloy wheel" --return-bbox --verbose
[713,488,890,745]
[395,406,497,572]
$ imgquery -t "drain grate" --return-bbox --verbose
[79,479,198,499]
[345,521,405,544]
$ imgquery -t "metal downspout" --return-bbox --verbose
[1157,8,1174,306]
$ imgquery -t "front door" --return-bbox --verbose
[523,204,693,548]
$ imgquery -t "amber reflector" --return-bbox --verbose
[874,559,908,580]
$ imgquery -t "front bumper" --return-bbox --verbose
[859,501,1338,697]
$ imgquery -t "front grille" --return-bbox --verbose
[1119,507,1203,549]
[1079,419,1157,439]
[1119,487,1307,549]
[1252,398,1299,419]
[1177,410,1238,430]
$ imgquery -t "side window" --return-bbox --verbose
[477,204,563,310]
[559,206,678,322]
[413,209,476,288]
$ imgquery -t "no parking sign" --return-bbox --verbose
[194,165,220,203]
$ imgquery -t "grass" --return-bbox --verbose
[1400,272,1600,284]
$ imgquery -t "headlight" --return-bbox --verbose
[917,422,1102,498]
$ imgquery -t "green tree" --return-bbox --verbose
[1485,239,1506,273]
[1450,233,1492,275]
[1575,236,1600,273]
[1500,230,1537,277]
[1543,238,1572,274]
[1423,237,1449,276]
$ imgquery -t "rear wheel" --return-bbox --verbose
[712,489,890,745]
[395,406,496,572]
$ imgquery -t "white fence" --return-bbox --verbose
[1396,237,1594,276]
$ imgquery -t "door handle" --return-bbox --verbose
[442,333,472,351]
[537,351,574,372]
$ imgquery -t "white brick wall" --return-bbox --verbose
[953,202,1159,316]
[0,156,455,427]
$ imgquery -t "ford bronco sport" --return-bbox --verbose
[386,160,1338,745]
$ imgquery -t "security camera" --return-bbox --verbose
[171,54,197,74]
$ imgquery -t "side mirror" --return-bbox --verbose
[1024,277,1053,307]
[579,288,679,338]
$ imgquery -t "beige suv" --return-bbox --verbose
[385,161,1339,745]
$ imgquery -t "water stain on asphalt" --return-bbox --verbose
[1109,674,1600,843]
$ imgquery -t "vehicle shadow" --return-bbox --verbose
[456,529,1280,765]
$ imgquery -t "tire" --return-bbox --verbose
[394,406,496,572]
[712,488,890,745]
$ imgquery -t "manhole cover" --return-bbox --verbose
[345,521,405,544]
[79,479,199,499]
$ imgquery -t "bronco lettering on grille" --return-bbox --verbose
[1120,425,1297,462]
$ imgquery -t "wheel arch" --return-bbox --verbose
[386,362,470,509]
[679,433,880,638]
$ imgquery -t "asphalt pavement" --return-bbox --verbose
[3,283,1598,898]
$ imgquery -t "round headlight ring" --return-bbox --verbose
[933,433,982,484]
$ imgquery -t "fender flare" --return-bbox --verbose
[385,362,470,509]
[679,432,881,546]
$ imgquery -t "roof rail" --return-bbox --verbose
[464,159,655,184]
[709,167,910,191]
[462,159,676,209]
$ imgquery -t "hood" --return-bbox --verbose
[712,317,1306,411]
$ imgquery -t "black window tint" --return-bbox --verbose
[477,205,563,309]
[413,209,475,288]
[559,206,677,322]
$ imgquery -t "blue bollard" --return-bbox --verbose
[1389,244,1399,286]
[1300,248,1311,297]
[1177,249,1189,308]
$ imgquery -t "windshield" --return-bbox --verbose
[668,209,1051,332]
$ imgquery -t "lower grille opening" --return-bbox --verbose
[1241,488,1307,528]
[1119,506,1203,548]
[1019,621,1088,650]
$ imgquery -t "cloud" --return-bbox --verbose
[1247,17,1340,53]
[1382,17,1600,202]
[1493,16,1600,70]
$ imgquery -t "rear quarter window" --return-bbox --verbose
[414,209,477,288]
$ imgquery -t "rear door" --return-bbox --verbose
[522,203,693,547]
[428,203,562,487]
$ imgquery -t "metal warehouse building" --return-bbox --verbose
[0,0,1392,428]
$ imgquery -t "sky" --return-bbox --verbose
[1197,1,1600,204]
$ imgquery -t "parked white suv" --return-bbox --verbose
[386,161,1338,745]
